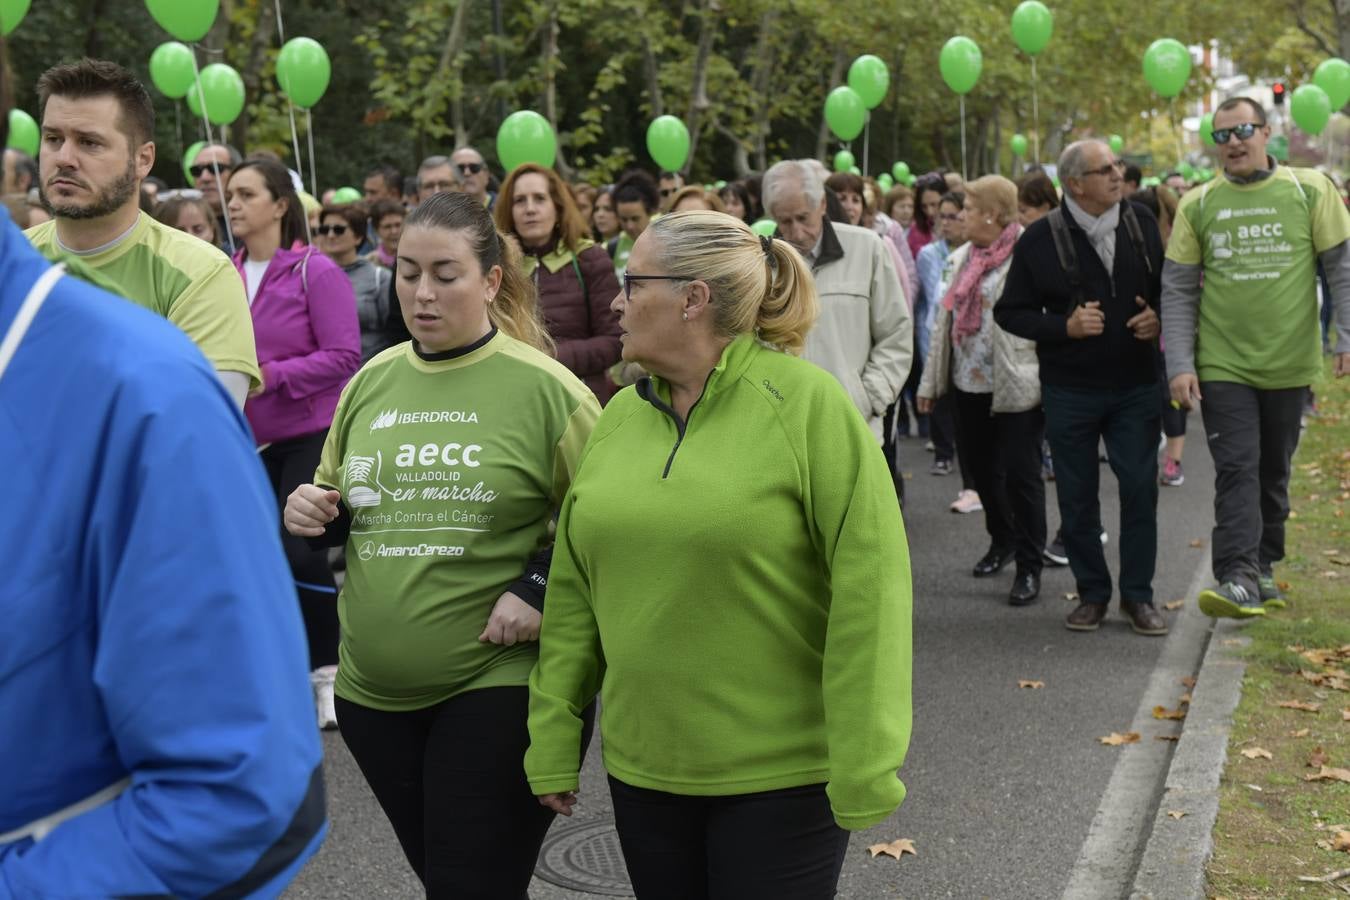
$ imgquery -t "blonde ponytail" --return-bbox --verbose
[491,233,555,355]
[646,211,818,355]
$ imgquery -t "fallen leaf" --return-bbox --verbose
[1164,600,1185,611]
[1180,693,1193,704]
[1181,676,1197,689]
[1245,783,1264,792]
[1305,766,1350,784]
[1332,558,1350,567]
[1325,549,1342,556]
[1168,810,1187,820]
[1279,700,1323,713]
[1154,705,1187,721]
[1277,580,1292,591]
[1309,747,1331,768]
[1322,571,1342,579]
[1343,708,1350,722]
[1155,735,1180,742]
[1018,680,1045,689]
[1099,732,1141,746]
[1291,728,1312,738]
[1333,831,1350,852]
[1223,639,1244,647]
[1241,747,1274,760]
[867,838,916,860]
[1188,539,1205,548]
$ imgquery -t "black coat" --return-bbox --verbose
[996,201,1164,389]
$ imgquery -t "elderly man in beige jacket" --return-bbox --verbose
[764,160,913,460]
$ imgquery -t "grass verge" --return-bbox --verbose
[1207,369,1350,899]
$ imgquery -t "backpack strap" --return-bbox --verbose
[1046,208,1086,310]
[1120,202,1153,279]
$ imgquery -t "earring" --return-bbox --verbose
[682,312,689,321]
[985,218,994,225]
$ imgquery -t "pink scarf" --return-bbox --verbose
[947,223,1018,344]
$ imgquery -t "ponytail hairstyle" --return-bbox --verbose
[403,192,554,354]
[231,158,308,249]
[645,211,818,355]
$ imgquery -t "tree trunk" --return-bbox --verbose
[815,51,847,162]
[540,3,573,178]
[424,0,474,148]
[1338,0,1350,61]
[83,0,111,57]
[235,0,277,153]
[747,8,778,172]
[642,35,665,119]
[682,0,719,176]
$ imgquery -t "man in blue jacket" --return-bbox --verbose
[0,54,326,897]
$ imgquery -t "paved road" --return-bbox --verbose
[286,419,1217,899]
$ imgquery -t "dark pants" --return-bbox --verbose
[881,403,906,509]
[930,393,960,472]
[609,777,849,900]
[953,389,1046,574]
[1043,383,1159,605]
[261,429,338,669]
[337,687,594,898]
[1199,381,1306,595]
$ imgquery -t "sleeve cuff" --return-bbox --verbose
[527,774,581,795]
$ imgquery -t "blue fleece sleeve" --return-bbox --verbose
[0,361,326,898]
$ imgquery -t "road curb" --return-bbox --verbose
[1128,616,1250,900]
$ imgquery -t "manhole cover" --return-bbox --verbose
[535,818,633,896]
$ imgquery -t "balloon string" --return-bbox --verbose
[1171,97,1183,168]
[273,0,313,246]
[189,46,235,253]
[174,100,183,160]
[1031,57,1040,164]
[862,116,870,179]
[307,109,318,204]
[273,0,286,43]
[959,95,968,181]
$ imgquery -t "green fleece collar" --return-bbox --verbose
[521,237,596,276]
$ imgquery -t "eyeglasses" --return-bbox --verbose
[1082,162,1122,178]
[457,162,485,175]
[188,163,232,178]
[316,224,350,237]
[623,273,690,301]
[659,188,677,198]
[1210,122,1261,145]
[939,212,962,221]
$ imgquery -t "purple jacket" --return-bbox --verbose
[237,245,361,445]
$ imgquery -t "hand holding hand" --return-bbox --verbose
[1126,296,1160,341]
[916,396,934,414]
[538,792,578,816]
[1066,301,1105,339]
[478,591,542,645]
[284,484,341,537]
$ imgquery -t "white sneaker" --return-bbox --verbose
[310,665,338,730]
[950,489,984,514]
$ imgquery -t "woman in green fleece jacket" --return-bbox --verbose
[527,210,913,898]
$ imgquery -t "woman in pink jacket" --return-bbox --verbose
[228,157,361,728]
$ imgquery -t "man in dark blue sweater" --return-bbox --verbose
[996,139,1167,636]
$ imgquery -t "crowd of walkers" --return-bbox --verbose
[4,52,1347,899]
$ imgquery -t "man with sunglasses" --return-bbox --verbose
[658,171,685,212]
[1162,95,1350,618]
[451,146,495,210]
[26,60,259,408]
[189,142,240,253]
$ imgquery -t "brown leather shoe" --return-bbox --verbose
[1123,602,1169,636]
[1065,602,1108,631]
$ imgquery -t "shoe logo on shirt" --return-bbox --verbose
[371,408,399,431]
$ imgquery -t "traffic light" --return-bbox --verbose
[1273,82,1287,105]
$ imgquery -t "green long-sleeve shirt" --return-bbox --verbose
[525,334,912,830]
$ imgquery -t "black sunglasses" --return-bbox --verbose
[188,163,232,178]
[316,224,350,237]
[1210,122,1260,145]
[622,273,690,301]
[457,162,485,175]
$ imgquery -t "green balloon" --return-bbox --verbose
[1200,112,1216,147]
[750,218,777,237]
[892,161,911,181]
[1010,133,1028,156]
[332,187,362,204]
[847,54,890,110]
[1291,83,1332,135]
[149,41,196,99]
[183,140,206,183]
[939,36,982,95]
[6,109,38,156]
[1,0,31,35]
[1142,38,1191,99]
[833,150,855,173]
[1109,134,1124,154]
[646,115,690,172]
[714,180,727,189]
[145,0,219,42]
[497,110,556,172]
[276,37,332,109]
[824,86,865,141]
[877,174,894,189]
[849,165,861,176]
[1141,176,1161,188]
[1010,1,1053,56]
[191,63,245,126]
[1314,58,1350,110]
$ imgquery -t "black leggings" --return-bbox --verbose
[1157,351,1187,439]
[609,777,849,900]
[337,687,594,898]
[261,429,338,669]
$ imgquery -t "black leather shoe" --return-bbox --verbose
[973,548,1014,577]
[1009,570,1041,605]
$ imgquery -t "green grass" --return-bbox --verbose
[1206,367,1350,899]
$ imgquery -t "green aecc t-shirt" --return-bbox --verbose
[1167,166,1350,389]
[315,332,599,711]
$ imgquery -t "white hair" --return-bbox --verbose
[762,160,826,216]
[1058,140,1109,182]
